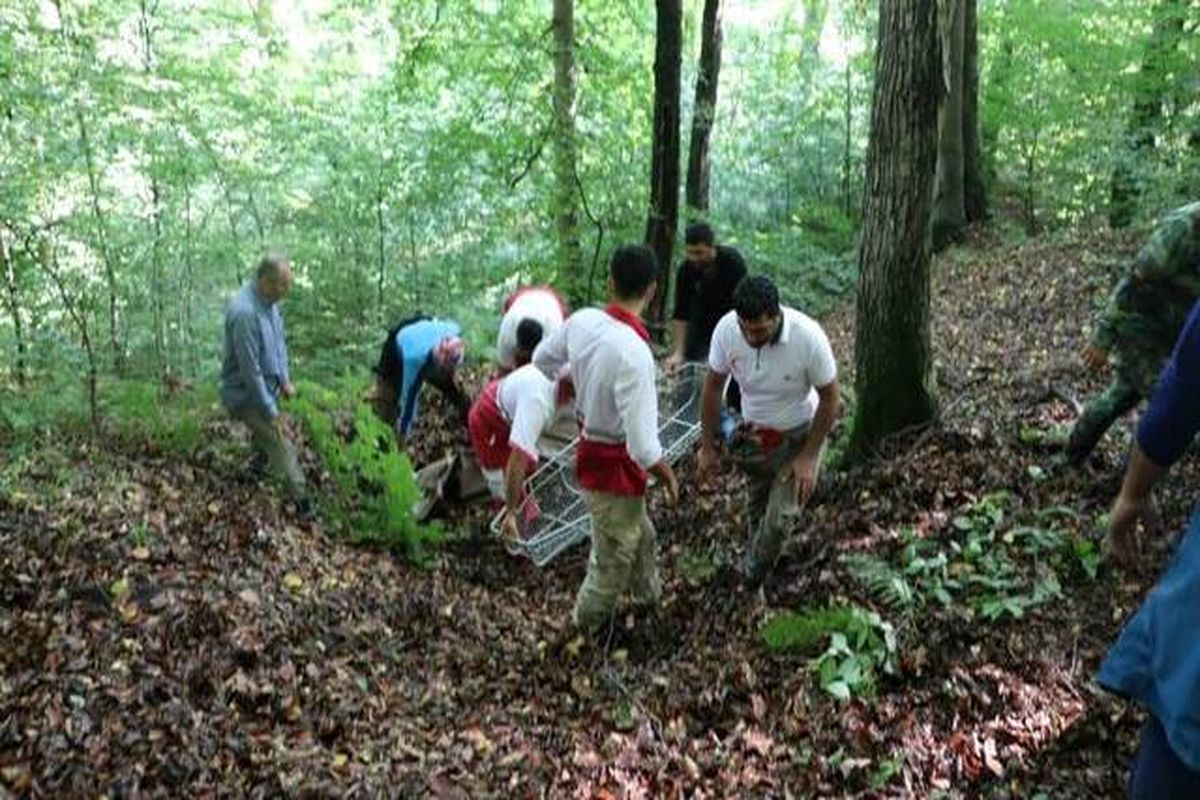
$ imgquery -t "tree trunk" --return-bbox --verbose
[961,0,986,223]
[38,237,100,434]
[376,180,387,316]
[931,0,966,252]
[139,0,169,380]
[1109,0,1186,228]
[848,0,940,460]
[75,109,125,372]
[0,229,26,386]
[644,0,683,327]
[842,58,854,216]
[685,0,723,214]
[552,0,584,305]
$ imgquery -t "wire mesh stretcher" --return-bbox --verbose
[490,363,705,566]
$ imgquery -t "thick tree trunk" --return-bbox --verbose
[1109,0,1186,228]
[962,0,987,223]
[644,0,683,327]
[552,0,584,305]
[0,229,26,386]
[685,0,723,214]
[931,0,966,252]
[848,0,940,460]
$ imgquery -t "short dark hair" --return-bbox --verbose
[733,275,781,320]
[515,318,544,354]
[684,222,715,246]
[256,252,289,280]
[610,244,658,301]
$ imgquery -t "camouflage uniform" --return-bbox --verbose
[1067,202,1200,464]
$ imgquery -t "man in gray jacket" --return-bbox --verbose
[220,252,310,516]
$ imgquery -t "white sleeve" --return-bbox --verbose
[806,324,838,388]
[497,309,518,368]
[508,380,553,462]
[707,315,732,374]
[616,349,663,469]
[532,319,569,380]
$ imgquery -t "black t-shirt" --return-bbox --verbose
[672,245,747,361]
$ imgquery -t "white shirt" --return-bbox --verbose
[708,306,837,430]
[498,289,566,369]
[496,364,556,461]
[533,308,663,469]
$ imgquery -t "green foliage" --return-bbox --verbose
[760,603,897,701]
[289,378,441,562]
[844,493,1099,628]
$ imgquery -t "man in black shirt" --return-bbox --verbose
[666,222,748,370]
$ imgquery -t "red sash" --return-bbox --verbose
[468,379,512,471]
[575,305,653,497]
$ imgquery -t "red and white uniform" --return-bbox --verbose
[498,287,568,369]
[533,306,662,496]
[468,364,556,499]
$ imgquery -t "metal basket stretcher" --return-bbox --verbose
[490,363,705,566]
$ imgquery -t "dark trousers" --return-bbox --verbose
[1129,715,1200,799]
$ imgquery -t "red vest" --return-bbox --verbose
[576,306,653,497]
[467,379,536,474]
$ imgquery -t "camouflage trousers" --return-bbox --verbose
[572,491,661,632]
[729,423,817,587]
[230,407,307,500]
[1066,347,1170,465]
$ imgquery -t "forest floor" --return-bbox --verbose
[3,223,1194,798]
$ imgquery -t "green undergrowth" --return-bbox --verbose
[760,603,897,701]
[842,492,1101,630]
[290,377,442,562]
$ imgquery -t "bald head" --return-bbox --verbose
[255,252,293,303]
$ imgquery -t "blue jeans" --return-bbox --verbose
[1129,715,1200,799]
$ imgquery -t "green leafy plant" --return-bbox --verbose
[761,604,896,701]
[290,379,441,562]
[845,494,1096,627]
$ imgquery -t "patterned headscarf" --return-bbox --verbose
[433,335,465,369]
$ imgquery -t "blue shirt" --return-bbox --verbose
[1099,300,1200,770]
[1138,301,1200,467]
[394,318,460,435]
[220,283,290,418]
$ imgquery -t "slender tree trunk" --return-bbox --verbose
[183,180,196,374]
[842,58,854,216]
[408,211,420,308]
[376,180,387,316]
[551,0,584,306]
[139,0,168,380]
[685,0,723,214]
[644,0,683,327]
[38,237,100,433]
[848,0,940,460]
[1109,0,1186,228]
[1,229,26,386]
[151,178,168,378]
[932,0,966,252]
[75,109,125,372]
[961,0,987,222]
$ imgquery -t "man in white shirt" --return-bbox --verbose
[697,275,840,588]
[534,245,679,631]
[498,286,568,371]
[468,320,571,540]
